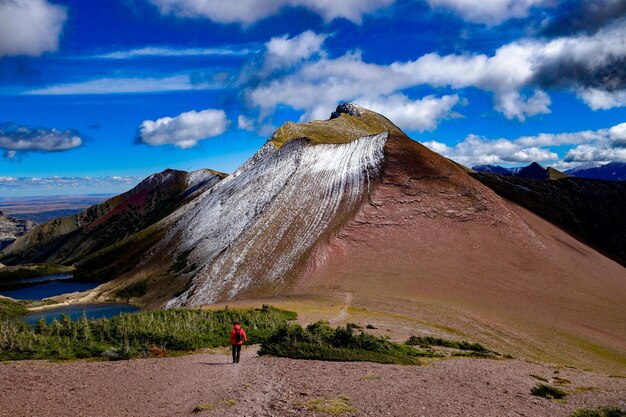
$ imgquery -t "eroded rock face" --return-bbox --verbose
[0,211,35,250]
[166,132,388,306]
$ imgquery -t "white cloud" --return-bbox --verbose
[578,88,626,110]
[91,46,256,59]
[426,0,549,25]
[426,134,559,165]
[265,31,327,67]
[137,109,230,149]
[564,144,626,162]
[357,94,462,131]
[0,0,67,57]
[24,74,220,95]
[148,0,393,24]
[424,121,626,166]
[237,115,255,131]
[0,175,141,192]
[248,23,626,122]
[0,124,83,159]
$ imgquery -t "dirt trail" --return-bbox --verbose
[329,292,352,325]
[1,349,625,417]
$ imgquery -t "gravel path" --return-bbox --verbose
[1,348,625,417]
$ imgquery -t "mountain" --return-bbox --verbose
[0,212,35,250]
[471,164,512,175]
[5,104,625,371]
[565,161,626,181]
[0,169,225,273]
[473,162,567,180]
[564,162,603,174]
[471,172,626,265]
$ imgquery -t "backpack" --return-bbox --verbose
[234,328,243,343]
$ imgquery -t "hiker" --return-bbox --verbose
[230,321,247,363]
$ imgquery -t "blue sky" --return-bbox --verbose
[1,0,625,196]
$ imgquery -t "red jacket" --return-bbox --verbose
[230,324,247,345]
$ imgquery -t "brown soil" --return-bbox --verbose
[1,349,624,417]
[297,133,626,373]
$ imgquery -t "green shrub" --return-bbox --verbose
[115,280,148,299]
[259,321,421,365]
[0,298,28,320]
[531,384,567,399]
[405,335,496,356]
[0,305,296,361]
[570,407,626,417]
[298,395,357,416]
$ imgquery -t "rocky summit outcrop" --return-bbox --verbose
[0,211,35,250]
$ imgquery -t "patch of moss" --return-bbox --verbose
[298,395,357,416]
[192,403,214,413]
[531,384,567,400]
[570,407,626,417]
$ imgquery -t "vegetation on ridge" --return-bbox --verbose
[0,305,295,360]
[259,321,422,365]
[570,407,626,417]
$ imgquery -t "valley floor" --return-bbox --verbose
[1,348,625,417]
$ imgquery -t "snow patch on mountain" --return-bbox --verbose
[166,132,388,307]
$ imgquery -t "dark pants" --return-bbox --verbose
[232,344,241,363]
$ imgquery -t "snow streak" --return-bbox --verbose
[166,132,388,307]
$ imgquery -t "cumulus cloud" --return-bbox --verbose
[0,0,67,57]
[136,109,230,149]
[357,94,462,131]
[248,23,626,122]
[265,31,327,67]
[424,121,626,166]
[0,123,83,159]
[147,0,394,24]
[237,115,255,131]
[426,0,549,25]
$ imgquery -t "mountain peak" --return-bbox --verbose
[270,103,401,149]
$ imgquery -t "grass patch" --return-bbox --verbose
[259,321,421,365]
[365,324,376,329]
[570,407,626,417]
[192,399,236,413]
[297,395,357,416]
[361,373,381,381]
[0,298,28,320]
[405,335,500,357]
[406,335,489,352]
[192,403,214,413]
[531,384,568,400]
[553,376,571,384]
[115,280,148,299]
[0,305,295,361]
[530,374,549,382]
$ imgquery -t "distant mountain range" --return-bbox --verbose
[473,161,626,181]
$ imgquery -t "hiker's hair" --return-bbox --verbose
[233,321,240,325]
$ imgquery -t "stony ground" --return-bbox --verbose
[1,347,625,417]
